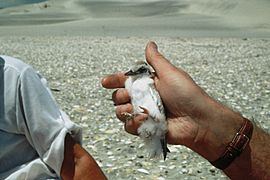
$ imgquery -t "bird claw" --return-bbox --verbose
[121,112,134,122]
[139,106,149,115]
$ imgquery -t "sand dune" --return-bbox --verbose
[0,0,269,37]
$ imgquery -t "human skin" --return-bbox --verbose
[60,134,107,180]
[101,41,270,179]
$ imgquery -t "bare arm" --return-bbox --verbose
[60,134,107,180]
[188,95,270,179]
[224,125,270,179]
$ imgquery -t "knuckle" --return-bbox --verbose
[115,106,123,119]
[115,104,133,120]
[112,90,118,101]
[124,121,138,135]
[112,88,130,105]
[150,51,164,60]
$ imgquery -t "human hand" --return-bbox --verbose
[101,41,244,161]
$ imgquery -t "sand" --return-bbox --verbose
[0,0,270,179]
[1,36,269,179]
[0,0,270,37]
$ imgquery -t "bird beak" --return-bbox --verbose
[125,70,136,76]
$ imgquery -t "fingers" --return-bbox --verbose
[115,104,133,121]
[115,104,148,136]
[101,73,127,89]
[125,114,148,135]
[145,41,176,76]
[112,88,130,105]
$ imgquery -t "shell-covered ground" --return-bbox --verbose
[1,36,269,179]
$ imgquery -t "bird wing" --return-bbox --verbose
[149,83,165,117]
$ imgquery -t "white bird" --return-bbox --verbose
[123,61,169,160]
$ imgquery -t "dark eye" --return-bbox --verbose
[138,67,147,73]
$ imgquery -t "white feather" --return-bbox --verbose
[125,74,167,158]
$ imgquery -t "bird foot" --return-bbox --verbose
[139,106,149,115]
[121,112,134,122]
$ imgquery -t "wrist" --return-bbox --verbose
[191,98,245,162]
[210,118,253,169]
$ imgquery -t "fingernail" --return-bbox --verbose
[148,41,158,52]
[101,77,107,84]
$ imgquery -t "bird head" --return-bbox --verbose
[125,61,152,78]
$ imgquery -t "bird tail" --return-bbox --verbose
[160,138,170,160]
[144,136,170,160]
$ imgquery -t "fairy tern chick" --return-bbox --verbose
[123,61,169,160]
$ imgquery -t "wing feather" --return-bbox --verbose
[149,83,165,116]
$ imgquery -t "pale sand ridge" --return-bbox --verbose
[0,0,269,37]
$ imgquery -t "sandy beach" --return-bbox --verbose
[1,36,269,179]
[0,0,270,179]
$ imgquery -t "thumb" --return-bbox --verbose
[145,41,175,76]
